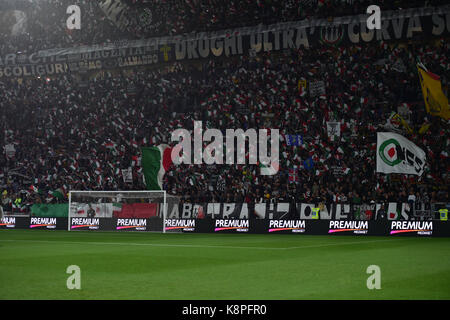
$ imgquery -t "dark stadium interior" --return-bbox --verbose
[0,0,448,217]
[1,0,450,306]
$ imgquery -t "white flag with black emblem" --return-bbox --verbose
[376,132,426,176]
[327,122,341,141]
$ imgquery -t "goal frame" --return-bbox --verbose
[68,190,167,232]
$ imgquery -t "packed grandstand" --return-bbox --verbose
[0,0,448,216]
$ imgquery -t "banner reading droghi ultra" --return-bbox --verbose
[376,132,426,176]
[1,5,450,79]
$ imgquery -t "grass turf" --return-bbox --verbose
[1,229,449,300]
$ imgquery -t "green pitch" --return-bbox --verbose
[1,229,450,300]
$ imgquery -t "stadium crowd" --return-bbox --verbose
[1,0,448,56]
[1,34,449,213]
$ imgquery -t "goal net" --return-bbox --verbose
[68,191,180,232]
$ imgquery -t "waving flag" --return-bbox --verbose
[303,157,314,171]
[417,63,450,120]
[288,166,299,184]
[376,132,426,176]
[141,144,173,190]
[286,134,303,146]
[49,187,65,200]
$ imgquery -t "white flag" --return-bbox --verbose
[326,122,340,141]
[4,144,16,158]
[376,132,426,176]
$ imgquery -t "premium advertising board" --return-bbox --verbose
[165,219,196,232]
[189,220,448,237]
[2,216,449,237]
[0,216,67,230]
[68,217,163,231]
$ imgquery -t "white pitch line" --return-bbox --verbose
[0,238,412,251]
[1,239,286,250]
[282,238,413,250]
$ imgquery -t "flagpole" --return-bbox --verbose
[67,191,72,231]
[163,190,167,234]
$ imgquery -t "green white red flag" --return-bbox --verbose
[141,144,173,190]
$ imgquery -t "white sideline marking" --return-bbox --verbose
[283,238,412,250]
[0,238,411,251]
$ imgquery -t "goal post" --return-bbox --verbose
[67,190,179,232]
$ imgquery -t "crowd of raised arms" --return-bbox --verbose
[0,0,449,214]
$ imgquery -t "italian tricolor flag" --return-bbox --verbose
[141,144,173,190]
[49,187,65,200]
[112,203,122,214]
